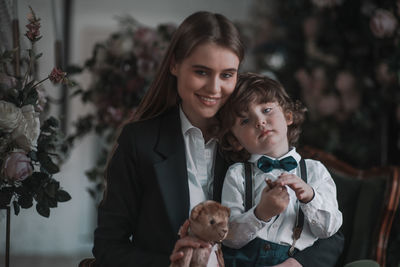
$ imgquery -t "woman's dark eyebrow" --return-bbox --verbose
[191,64,238,72]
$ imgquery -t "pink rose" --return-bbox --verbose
[311,0,343,8]
[375,62,396,86]
[335,71,356,93]
[370,9,398,38]
[2,152,33,181]
[303,17,319,40]
[317,95,340,116]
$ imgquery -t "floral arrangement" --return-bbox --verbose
[250,0,400,168]
[68,16,176,198]
[0,7,72,217]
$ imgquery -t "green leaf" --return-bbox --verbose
[46,117,60,128]
[28,48,34,58]
[31,171,49,182]
[34,188,43,202]
[56,190,71,202]
[18,194,33,209]
[38,152,60,174]
[65,65,84,74]
[87,188,96,199]
[48,197,58,208]
[96,182,105,192]
[45,182,59,197]
[13,200,20,215]
[0,187,13,208]
[23,80,36,91]
[36,203,50,218]
[1,48,17,61]
[28,150,38,161]
[22,86,38,106]
[85,169,98,182]
[70,88,83,97]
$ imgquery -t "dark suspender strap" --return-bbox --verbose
[298,158,307,229]
[244,162,252,212]
[289,158,307,256]
[243,158,307,240]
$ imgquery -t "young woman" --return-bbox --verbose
[92,11,344,267]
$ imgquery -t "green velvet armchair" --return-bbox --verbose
[299,146,400,267]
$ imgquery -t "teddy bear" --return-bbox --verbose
[171,200,230,267]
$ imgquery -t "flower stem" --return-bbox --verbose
[31,77,49,89]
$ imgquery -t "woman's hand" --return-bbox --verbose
[169,219,211,262]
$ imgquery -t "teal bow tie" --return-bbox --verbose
[257,155,298,173]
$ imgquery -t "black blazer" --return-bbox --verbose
[93,106,343,267]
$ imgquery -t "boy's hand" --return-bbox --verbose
[254,180,289,222]
[275,173,314,203]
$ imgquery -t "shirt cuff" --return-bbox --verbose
[300,188,322,216]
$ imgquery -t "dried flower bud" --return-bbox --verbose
[25,8,41,42]
[48,67,67,83]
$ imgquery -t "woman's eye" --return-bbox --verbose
[263,108,272,114]
[240,118,249,125]
[210,219,215,225]
[195,70,207,76]
[221,72,233,79]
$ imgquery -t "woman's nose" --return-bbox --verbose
[207,76,221,94]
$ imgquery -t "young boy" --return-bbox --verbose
[218,72,342,266]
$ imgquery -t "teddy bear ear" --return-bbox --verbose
[190,203,204,220]
[224,206,230,217]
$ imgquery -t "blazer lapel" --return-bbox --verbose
[154,107,190,235]
[213,147,229,203]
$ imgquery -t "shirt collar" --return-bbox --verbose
[179,106,217,145]
[179,105,196,135]
[248,147,301,164]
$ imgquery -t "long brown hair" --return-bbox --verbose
[102,12,245,200]
[133,11,245,121]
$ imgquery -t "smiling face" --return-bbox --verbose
[170,42,239,130]
[231,101,293,158]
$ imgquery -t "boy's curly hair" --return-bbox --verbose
[217,72,307,163]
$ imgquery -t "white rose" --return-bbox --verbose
[370,9,398,38]
[12,105,40,151]
[0,100,24,133]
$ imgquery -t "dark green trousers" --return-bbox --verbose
[222,238,298,267]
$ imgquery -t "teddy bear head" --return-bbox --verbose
[189,200,230,243]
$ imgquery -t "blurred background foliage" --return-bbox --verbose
[246,0,400,168]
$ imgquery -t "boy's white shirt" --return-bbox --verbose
[221,148,343,250]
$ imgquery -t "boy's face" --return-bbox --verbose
[231,101,293,158]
